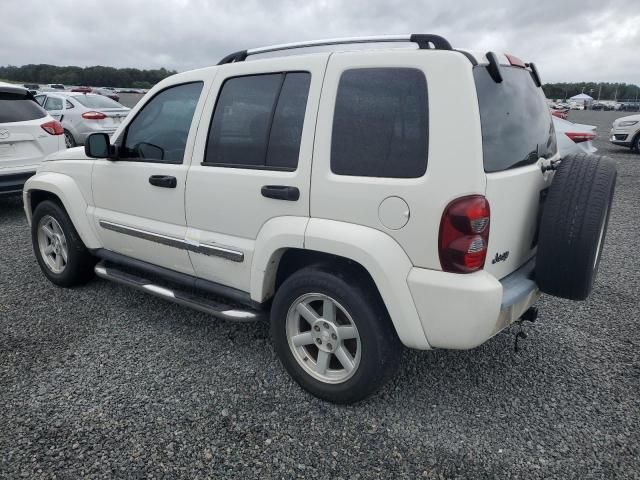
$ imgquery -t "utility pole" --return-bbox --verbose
[597,84,601,101]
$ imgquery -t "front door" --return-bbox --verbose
[184,55,327,292]
[91,77,210,274]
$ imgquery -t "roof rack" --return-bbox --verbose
[217,34,452,65]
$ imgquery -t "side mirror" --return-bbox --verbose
[85,133,114,159]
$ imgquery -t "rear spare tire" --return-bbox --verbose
[536,153,616,300]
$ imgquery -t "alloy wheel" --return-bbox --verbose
[37,215,68,274]
[285,293,361,384]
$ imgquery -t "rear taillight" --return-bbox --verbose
[82,111,107,120]
[41,120,64,135]
[565,132,596,143]
[439,195,490,273]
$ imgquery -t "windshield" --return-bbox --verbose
[474,65,556,173]
[75,95,124,109]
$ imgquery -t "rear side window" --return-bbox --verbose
[0,91,46,123]
[331,68,428,178]
[205,72,311,171]
[474,66,557,173]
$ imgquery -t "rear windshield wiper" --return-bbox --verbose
[508,149,539,169]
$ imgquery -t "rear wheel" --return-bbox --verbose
[270,267,402,404]
[64,130,76,148]
[31,200,96,287]
[536,154,616,300]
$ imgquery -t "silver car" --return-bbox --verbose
[34,92,130,148]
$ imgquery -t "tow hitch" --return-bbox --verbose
[513,307,538,352]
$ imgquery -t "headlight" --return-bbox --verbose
[618,120,638,127]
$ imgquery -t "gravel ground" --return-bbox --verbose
[1,110,639,479]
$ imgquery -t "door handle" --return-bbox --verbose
[261,185,300,201]
[149,175,177,188]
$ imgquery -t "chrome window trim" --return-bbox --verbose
[98,220,244,262]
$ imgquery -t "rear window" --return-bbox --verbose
[474,66,556,173]
[0,91,47,123]
[74,95,123,109]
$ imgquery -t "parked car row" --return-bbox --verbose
[20,83,150,104]
[33,92,130,148]
[0,82,132,193]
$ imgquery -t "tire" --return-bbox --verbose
[270,266,402,404]
[536,154,616,300]
[64,130,76,148]
[633,133,640,153]
[31,200,96,287]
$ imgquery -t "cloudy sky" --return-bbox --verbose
[2,0,640,84]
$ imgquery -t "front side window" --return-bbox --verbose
[205,72,311,170]
[331,68,428,178]
[122,82,203,163]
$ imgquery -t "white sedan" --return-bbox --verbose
[553,116,597,158]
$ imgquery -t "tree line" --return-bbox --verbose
[3,64,640,101]
[542,82,640,102]
[0,64,178,89]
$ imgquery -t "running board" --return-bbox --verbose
[94,261,264,322]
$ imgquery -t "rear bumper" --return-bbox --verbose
[407,257,539,349]
[75,126,117,145]
[0,170,36,195]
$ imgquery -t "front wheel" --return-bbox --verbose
[270,267,402,404]
[31,200,96,287]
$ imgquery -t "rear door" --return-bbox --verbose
[474,62,558,279]
[184,55,326,292]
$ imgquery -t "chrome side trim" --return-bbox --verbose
[98,220,244,262]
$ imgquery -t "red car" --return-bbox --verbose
[71,86,92,93]
[550,108,569,120]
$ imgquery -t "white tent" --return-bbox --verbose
[569,93,594,103]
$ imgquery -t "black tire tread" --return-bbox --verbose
[31,200,96,287]
[270,265,402,404]
[536,154,616,300]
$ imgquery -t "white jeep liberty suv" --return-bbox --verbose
[23,35,616,403]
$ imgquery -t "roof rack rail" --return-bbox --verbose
[217,34,452,65]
